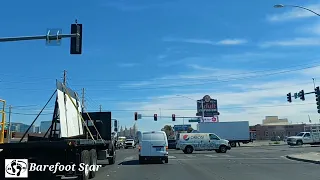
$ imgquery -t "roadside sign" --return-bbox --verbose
[173,124,191,131]
[201,116,219,123]
[188,118,200,122]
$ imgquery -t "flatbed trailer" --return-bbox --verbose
[0,82,117,180]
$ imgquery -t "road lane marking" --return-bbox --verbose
[221,154,233,157]
[204,155,218,158]
[185,155,196,158]
[168,156,176,159]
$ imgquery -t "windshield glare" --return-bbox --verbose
[296,133,304,136]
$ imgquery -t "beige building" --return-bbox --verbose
[249,116,305,140]
[262,116,289,125]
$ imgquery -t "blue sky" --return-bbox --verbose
[2,0,320,131]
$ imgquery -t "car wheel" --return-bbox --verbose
[219,145,227,153]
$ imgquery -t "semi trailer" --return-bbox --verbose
[0,81,116,180]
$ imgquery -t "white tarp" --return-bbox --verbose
[57,88,84,137]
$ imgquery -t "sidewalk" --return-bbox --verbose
[241,141,286,147]
[286,152,320,164]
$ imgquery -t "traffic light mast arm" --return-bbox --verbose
[0,33,78,42]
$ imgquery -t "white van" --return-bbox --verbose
[138,131,168,164]
[177,133,230,154]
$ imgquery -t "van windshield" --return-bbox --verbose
[142,133,165,141]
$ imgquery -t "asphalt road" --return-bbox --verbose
[94,145,319,180]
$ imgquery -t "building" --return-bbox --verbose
[250,124,305,140]
[10,123,32,133]
[40,121,52,133]
[34,126,40,133]
[262,116,289,125]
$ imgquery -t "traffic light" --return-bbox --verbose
[4,130,7,138]
[70,23,83,54]
[11,132,15,138]
[154,114,158,121]
[315,87,320,113]
[172,114,175,121]
[299,90,305,101]
[287,93,292,103]
[114,120,118,132]
[134,112,138,121]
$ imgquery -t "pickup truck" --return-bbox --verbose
[287,127,320,146]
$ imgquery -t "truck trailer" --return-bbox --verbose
[0,81,116,180]
[198,121,253,147]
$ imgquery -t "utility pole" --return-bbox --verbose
[201,100,204,120]
[63,70,67,85]
[99,105,102,112]
[81,88,85,112]
[313,78,316,89]
[7,105,12,143]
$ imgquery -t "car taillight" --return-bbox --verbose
[165,146,168,151]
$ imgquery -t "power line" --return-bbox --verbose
[84,102,315,112]
[1,60,320,86]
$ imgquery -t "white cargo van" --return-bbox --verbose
[177,133,231,154]
[138,131,168,164]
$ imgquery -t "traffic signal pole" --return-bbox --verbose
[287,87,320,114]
[0,20,82,54]
[0,33,77,42]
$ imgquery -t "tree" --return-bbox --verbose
[162,125,173,139]
[187,127,194,133]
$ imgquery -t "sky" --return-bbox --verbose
[1,0,320,131]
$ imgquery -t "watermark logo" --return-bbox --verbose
[5,159,28,178]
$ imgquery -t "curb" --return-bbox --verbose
[286,155,320,164]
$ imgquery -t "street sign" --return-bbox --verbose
[173,124,191,131]
[201,116,219,123]
[188,118,200,122]
[46,28,62,46]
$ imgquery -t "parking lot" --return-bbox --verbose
[92,144,319,180]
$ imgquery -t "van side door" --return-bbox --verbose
[209,134,220,150]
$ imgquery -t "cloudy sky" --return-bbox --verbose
[1,0,320,131]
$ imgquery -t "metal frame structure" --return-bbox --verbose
[0,99,6,143]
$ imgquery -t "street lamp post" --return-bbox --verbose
[274,4,320,16]
[176,95,204,121]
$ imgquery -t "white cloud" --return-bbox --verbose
[299,22,320,35]
[267,4,320,22]
[116,66,320,131]
[117,63,138,67]
[216,39,247,45]
[163,37,247,45]
[260,38,320,47]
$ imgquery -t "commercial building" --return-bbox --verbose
[40,121,52,133]
[250,116,305,140]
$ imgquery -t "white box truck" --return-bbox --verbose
[198,121,253,147]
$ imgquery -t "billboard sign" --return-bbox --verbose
[201,116,219,123]
[173,124,191,131]
[196,95,219,117]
